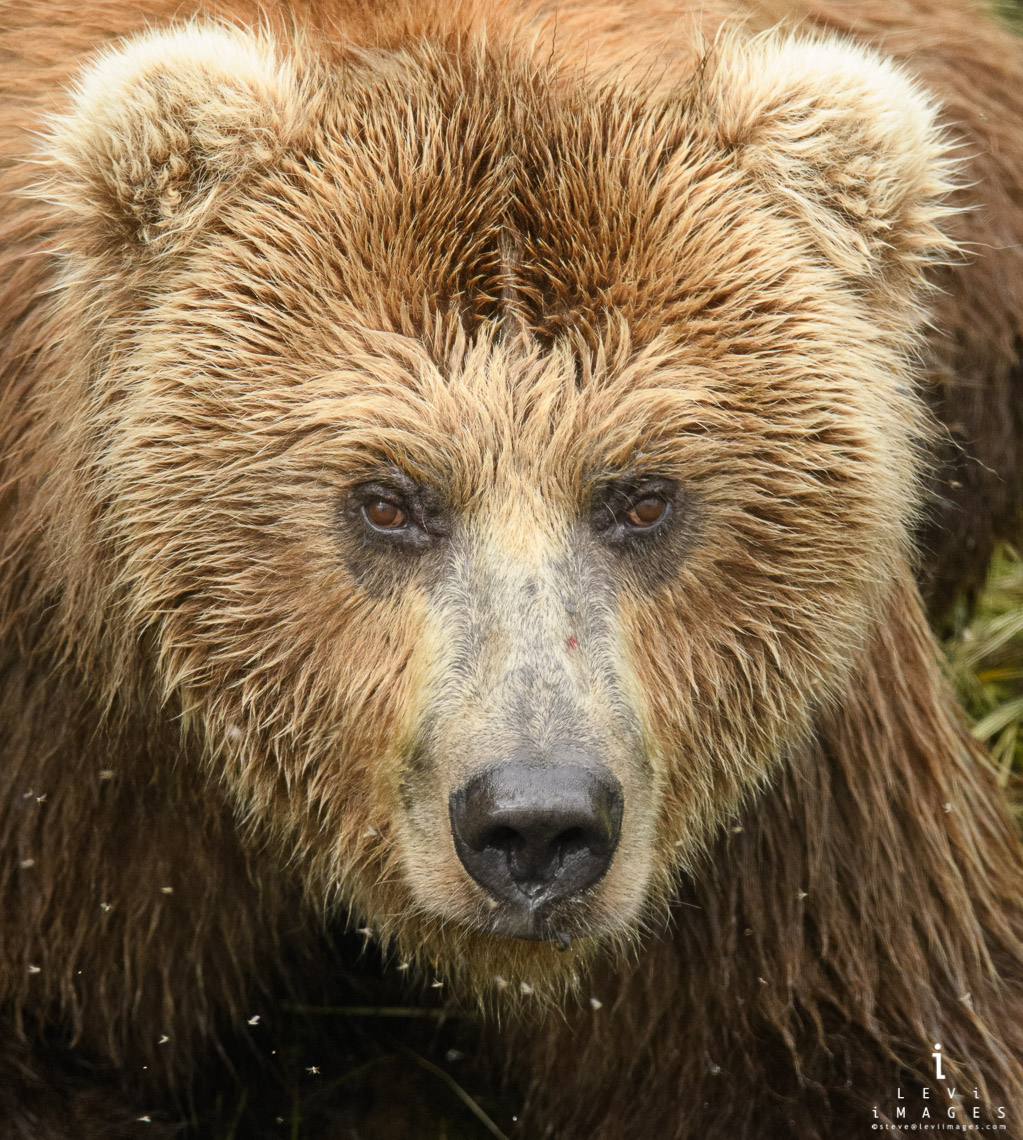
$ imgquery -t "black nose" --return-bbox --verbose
[449,763,623,908]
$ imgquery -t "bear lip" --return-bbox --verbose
[484,902,565,942]
[480,894,591,943]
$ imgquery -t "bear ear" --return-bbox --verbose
[700,32,957,287]
[46,24,303,258]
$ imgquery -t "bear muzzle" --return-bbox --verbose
[449,760,624,939]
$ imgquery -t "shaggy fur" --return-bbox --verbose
[1,1,1022,1137]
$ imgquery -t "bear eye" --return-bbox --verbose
[591,477,678,546]
[363,499,408,531]
[626,496,668,529]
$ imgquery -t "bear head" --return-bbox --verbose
[39,14,954,995]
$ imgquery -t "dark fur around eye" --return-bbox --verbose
[591,478,680,545]
[336,477,452,593]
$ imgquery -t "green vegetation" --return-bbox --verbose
[945,545,1023,815]
[996,0,1023,30]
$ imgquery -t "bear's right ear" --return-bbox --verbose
[46,24,303,259]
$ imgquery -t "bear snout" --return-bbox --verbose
[449,760,624,937]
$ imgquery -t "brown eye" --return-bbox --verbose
[364,500,407,530]
[626,496,667,529]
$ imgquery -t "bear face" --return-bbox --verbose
[38,19,953,993]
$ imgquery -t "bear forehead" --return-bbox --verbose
[175,41,824,352]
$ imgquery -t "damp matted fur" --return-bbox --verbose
[1,1,1023,1137]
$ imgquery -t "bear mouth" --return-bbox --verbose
[481,897,585,945]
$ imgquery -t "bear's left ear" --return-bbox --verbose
[46,23,303,259]
[700,32,957,287]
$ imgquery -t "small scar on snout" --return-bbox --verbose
[566,636,579,651]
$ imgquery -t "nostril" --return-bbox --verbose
[481,821,595,890]
[553,826,589,863]
[484,825,520,850]
[477,823,589,859]
[481,824,524,866]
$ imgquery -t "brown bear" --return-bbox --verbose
[1,0,1022,1137]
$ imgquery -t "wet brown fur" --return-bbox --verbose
[1,1,1023,1137]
